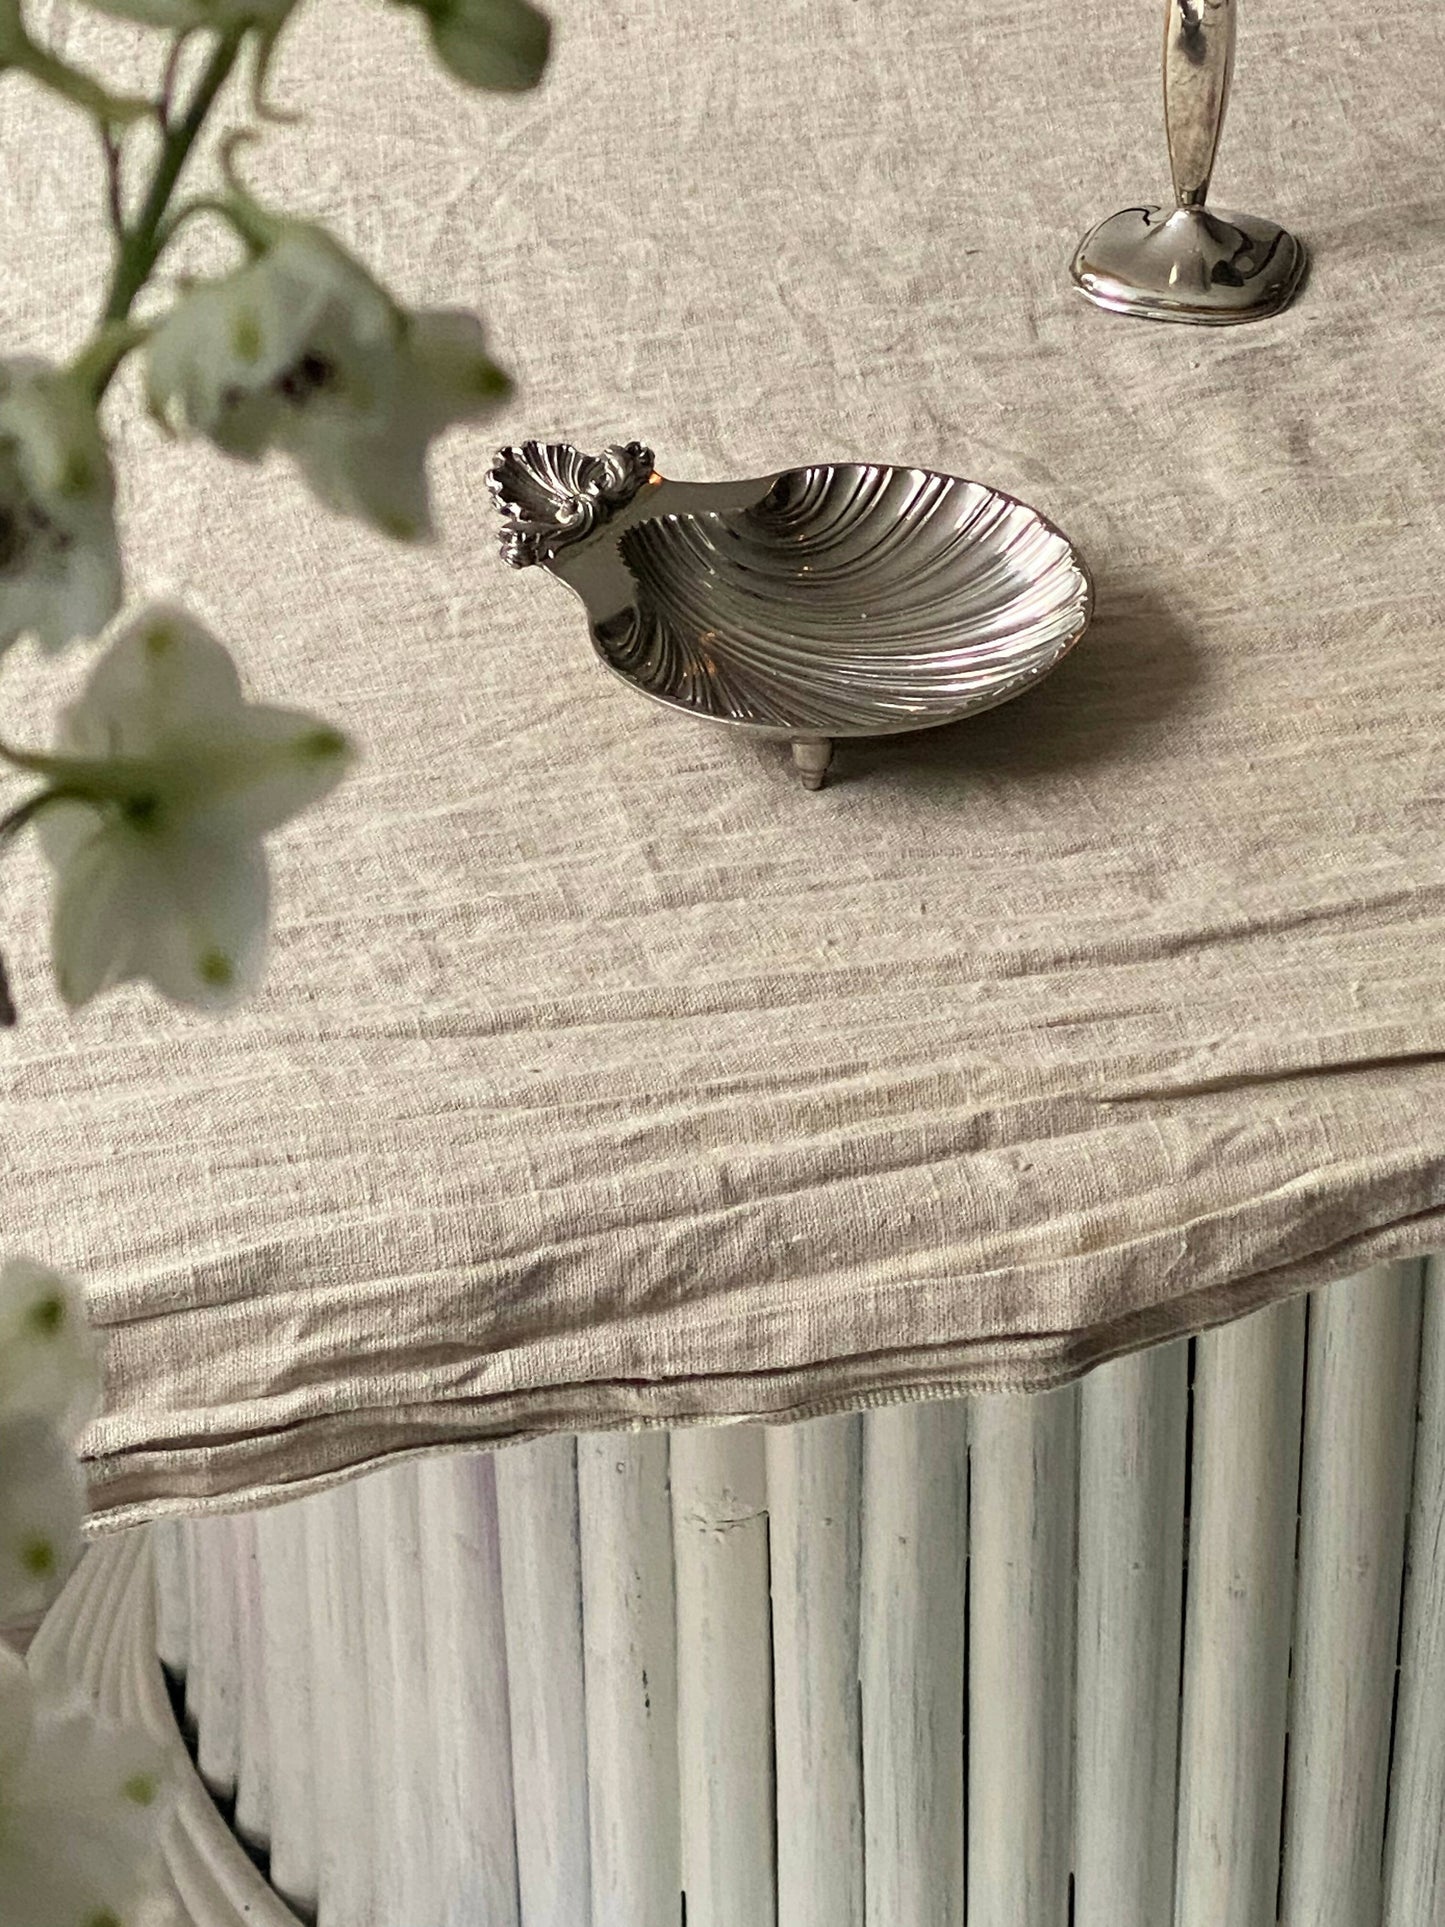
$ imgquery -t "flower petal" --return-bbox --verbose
[124,829,271,1010]
[49,819,150,1009]
[192,704,355,838]
[26,519,123,657]
[0,365,116,515]
[0,1675,173,1927]
[0,1416,85,1627]
[0,1643,36,1775]
[406,308,512,427]
[60,603,246,757]
[0,361,122,656]
[0,1258,102,1442]
[289,414,436,540]
[50,818,272,1011]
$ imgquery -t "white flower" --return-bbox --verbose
[0,1417,85,1628]
[0,1645,173,1927]
[408,0,551,91]
[0,1259,101,1444]
[148,224,511,541]
[24,601,354,1010]
[0,360,121,657]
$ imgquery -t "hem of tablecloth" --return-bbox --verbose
[79,1206,1445,1534]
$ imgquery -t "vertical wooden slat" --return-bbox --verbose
[859,1400,968,1927]
[1384,1254,1445,1924]
[967,1385,1078,1927]
[370,1463,442,1927]
[1176,1296,1306,1927]
[495,1438,592,1927]
[152,1517,192,1678]
[189,1517,241,1798]
[671,1425,776,1927]
[1075,1342,1189,1927]
[253,1494,320,1918]
[1281,1263,1424,1927]
[354,1469,403,1923]
[577,1432,681,1927]
[766,1413,864,1927]
[229,1514,271,1852]
[418,1453,521,1927]
[306,1480,377,1926]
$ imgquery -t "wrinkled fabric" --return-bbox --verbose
[1,0,1443,1527]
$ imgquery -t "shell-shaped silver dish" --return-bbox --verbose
[488,442,1092,787]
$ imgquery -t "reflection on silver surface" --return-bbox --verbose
[489,444,1093,789]
[1071,0,1305,325]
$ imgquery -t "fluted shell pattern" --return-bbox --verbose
[598,463,1091,736]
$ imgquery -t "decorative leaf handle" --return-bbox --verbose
[487,441,656,568]
[1164,0,1236,209]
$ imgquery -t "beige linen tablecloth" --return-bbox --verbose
[2,0,1442,1525]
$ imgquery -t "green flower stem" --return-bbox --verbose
[69,319,152,399]
[100,28,246,333]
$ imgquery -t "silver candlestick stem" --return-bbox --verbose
[1070,0,1306,325]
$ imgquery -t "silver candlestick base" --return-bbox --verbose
[1071,1,1306,326]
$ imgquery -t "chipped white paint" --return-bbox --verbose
[670,1425,775,1927]
[495,1438,592,1927]
[766,1413,864,1927]
[1075,1342,1188,1927]
[416,1453,521,1927]
[860,1400,968,1927]
[251,1495,319,1916]
[368,1463,443,1927]
[968,1384,1078,1927]
[1384,1254,1445,1924]
[188,1517,240,1799]
[229,1514,271,1853]
[1175,1296,1306,1927]
[305,1482,376,1926]
[577,1432,680,1927]
[151,1517,191,1677]
[1281,1263,1424,1927]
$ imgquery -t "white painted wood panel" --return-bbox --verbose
[670,1425,775,1927]
[417,1452,521,1927]
[353,1470,403,1926]
[150,1260,1445,1927]
[576,1432,680,1927]
[1175,1297,1306,1927]
[190,1518,241,1798]
[495,1438,592,1927]
[765,1413,864,1927]
[252,1495,319,1917]
[152,1517,192,1678]
[967,1385,1078,1927]
[367,1463,442,1927]
[1281,1264,1423,1927]
[1075,1341,1189,1927]
[229,1514,271,1853]
[1384,1255,1445,1924]
[859,1400,968,1927]
[305,1481,377,1927]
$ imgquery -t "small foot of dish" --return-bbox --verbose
[1070,204,1306,326]
[791,737,835,790]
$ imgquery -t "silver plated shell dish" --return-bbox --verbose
[488,442,1093,788]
